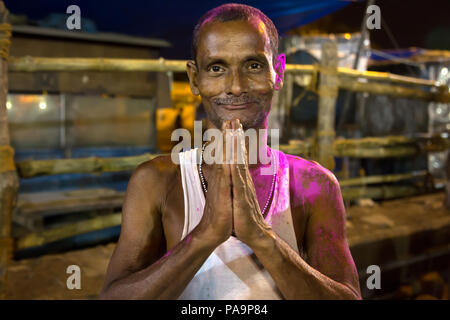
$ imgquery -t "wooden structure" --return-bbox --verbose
[315,40,338,170]
[9,24,170,97]
[1,2,450,297]
[0,2,19,299]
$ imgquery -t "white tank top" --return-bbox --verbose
[177,148,299,300]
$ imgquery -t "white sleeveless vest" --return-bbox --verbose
[177,148,299,300]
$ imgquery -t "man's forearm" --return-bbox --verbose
[251,231,361,300]
[99,228,216,300]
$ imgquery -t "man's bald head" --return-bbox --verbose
[191,3,279,63]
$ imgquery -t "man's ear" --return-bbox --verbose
[186,60,200,96]
[273,53,286,91]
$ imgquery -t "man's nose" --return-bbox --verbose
[226,70,247,96]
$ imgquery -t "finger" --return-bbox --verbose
[230,119,248,190]
[209,163,230,203]
[230,135,248,198]
[235,120,247,167]
[221,120,233,165]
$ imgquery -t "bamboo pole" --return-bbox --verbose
[315,40,338,170]
[338,171,427,187]
[341,185,419,201]
[333,136,417,158]
[333,135,450,157]
[17,153,159,178]
[338,67,439,88]
[335,136,415,148]
[0,1,18,299]
[8,56,188,73]
[338,76,449,103]
[335,146,418,158]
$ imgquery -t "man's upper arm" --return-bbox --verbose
[103,160,166,289]
[304,164,361,297]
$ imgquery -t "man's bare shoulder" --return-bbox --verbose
[284,153,340,206]
[131,154,180,191]
[285,153,338,184]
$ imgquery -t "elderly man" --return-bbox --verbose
[100,3,361,300]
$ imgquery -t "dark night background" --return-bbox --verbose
[4,0,450,59]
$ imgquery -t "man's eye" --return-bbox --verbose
[209,65,224,72]
[249,62,262,70]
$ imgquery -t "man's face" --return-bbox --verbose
[188,19,281,130]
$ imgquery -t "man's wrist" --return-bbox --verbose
[246,228,276,255]
[190,225,224,252]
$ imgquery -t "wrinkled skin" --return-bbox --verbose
[100,18,361,300]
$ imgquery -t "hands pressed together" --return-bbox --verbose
[195,119,274,249]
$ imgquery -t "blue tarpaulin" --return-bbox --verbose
[5,0,354,58]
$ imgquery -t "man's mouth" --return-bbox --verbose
[222,103,251,110]
[213,96,257,111]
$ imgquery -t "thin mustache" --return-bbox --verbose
[212,96,258,105]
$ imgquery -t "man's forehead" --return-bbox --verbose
[197,19,272,60]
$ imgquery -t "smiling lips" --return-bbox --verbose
[221,102,253,110]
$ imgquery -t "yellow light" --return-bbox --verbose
[6,101,12,109]
[39,101,47,110]
[19,95,41,104]
[344,33,351,40]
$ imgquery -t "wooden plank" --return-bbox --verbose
[13,189,124,231]
[16,189,125,216]
[15,212,122,250]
